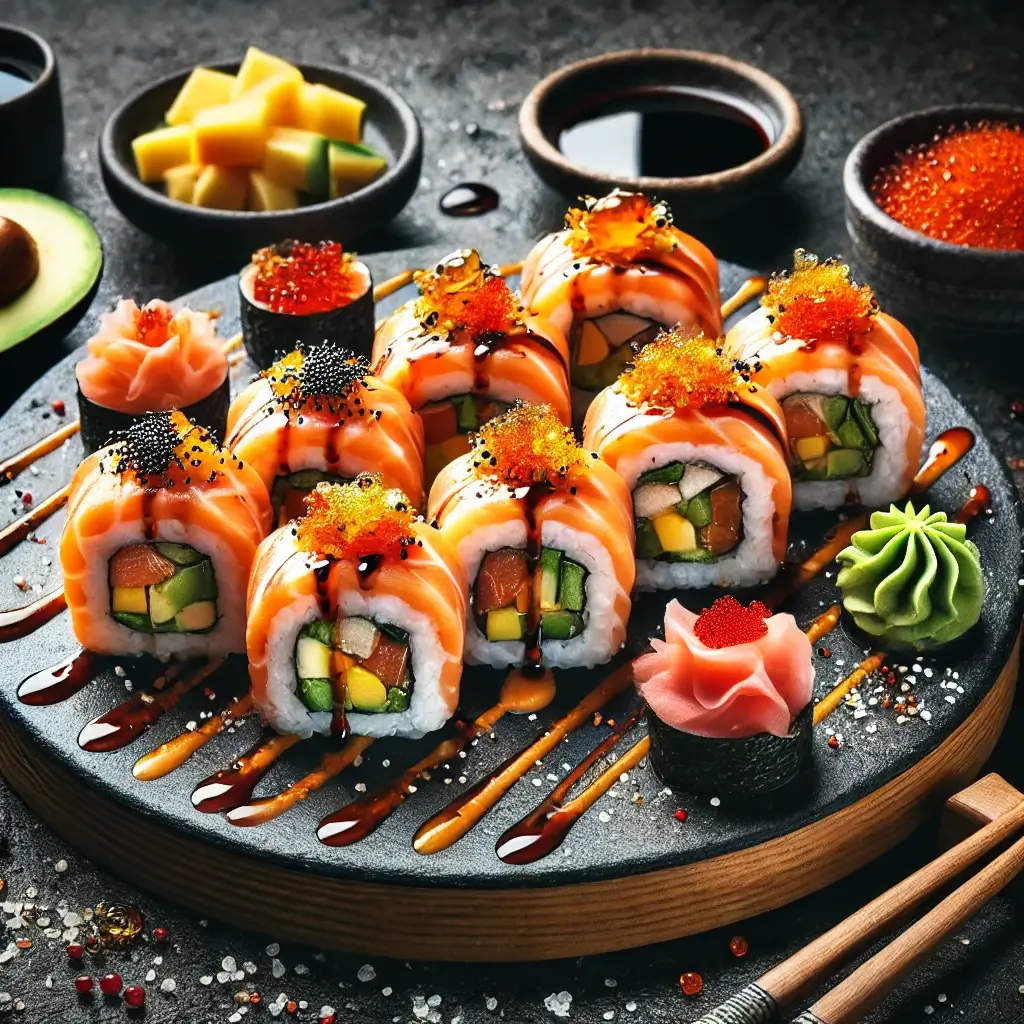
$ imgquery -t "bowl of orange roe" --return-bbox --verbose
[844,104,1024,339]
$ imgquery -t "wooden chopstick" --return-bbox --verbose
[687,798,1024,1024]
[793,826,1024,1023]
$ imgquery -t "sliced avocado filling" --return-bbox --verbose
[570,310,663,392]
[109,542,218,634]
[294,616,413,714]
[271,469,350,526]
[632,461,743,562]
[781,393,878,481]
[473,546,589,642]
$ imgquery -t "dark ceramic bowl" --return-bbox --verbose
[518,48,803,220]
[99,60,422,260]
[845,104,1024,340]
[0,24,64,186]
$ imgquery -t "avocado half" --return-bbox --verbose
[0,189,103,355]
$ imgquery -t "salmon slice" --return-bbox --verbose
[474,549,529,614]
[108,543,177,588]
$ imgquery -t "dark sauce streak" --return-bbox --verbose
[355,553,383,590]
[439,182,498,217]
[78,691,167,753]
[191,732,286,814]
[0,588,67,643]
[18,649,95,705]
[496,707,644,864]
[141,487,157,541]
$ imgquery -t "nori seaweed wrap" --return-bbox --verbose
[239,239,374,368]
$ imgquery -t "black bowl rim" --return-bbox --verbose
[98,58,421,222]
[844,103,1024,264]
[0,21,57,113]
[518,47,803,193]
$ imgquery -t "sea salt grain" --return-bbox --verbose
[266,942,280,956]
[357,964,376,982]
[53,860,67,874]
[486,996,498,1010]
[544,990,573,1017]
[271,959,286,979]
[626,1001,637,1012]
[160,978,177,994]
[604,978,617,988]
[200,976,213,986]
[146,969,156,982]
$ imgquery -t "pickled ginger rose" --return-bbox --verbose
[634,596,813,739]
[77,299,227,414]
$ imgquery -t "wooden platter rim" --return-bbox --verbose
[0,632,1016,961]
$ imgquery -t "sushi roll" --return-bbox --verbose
[246,475,467,739]
[583,328,792,590]
[726,250,926,510]
[60,411,272,658]
[372,249,571,485]
[428,403,634,669]
[75,298,230,453]
[225,340,425,525]
[239,239,375,368]
[520,190,722,424]
[634,596,815,796]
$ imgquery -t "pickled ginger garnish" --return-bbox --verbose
[106,410,231,486]
[565,190,676,265]
[296,475,417,562]
[618,329,751,411]
[261,342,368,415]
[413,248,523,340]
[471,402,587,487]
[762,249,878,349]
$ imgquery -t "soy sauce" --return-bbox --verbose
[439,183,499,217]
[0,60,35,103]
[558,87,771,178]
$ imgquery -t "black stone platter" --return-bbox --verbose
[0,247,1020,956]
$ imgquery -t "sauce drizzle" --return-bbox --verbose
[18,649,96,705]
[191,732,301,813]
[0,588,66,643]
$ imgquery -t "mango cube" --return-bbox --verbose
[652,511,697,552]
[794,435,830,461]
[163,163,201,204]
[112,587,148,614]
[328,140,387,196]
[260,127,329,197]
[193,165,249,210]
[165,67,235,126]
[295,82,364,143]
[248,170,297,211]
[231,46,303,98]
[192,98,270,168]
[242,71,301,125]
[576,321,610,366]
[132,125,195,182]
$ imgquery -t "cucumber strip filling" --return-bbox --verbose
[473,546,588,642]
[109,542,218,634]
[781,393,879,481]
[633,460,743,562]
[294,616,414,714]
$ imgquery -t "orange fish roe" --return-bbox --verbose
[296,475,416,561]
[132,301,175,345]
[872,122,1024,251]
[762,250,877,349]
[763,250,877,349]
[414,249,521,338]
[619,329,747,411]
[565,190,677,265]
[472,402,587,486]
[694,595,770,649]
[261,342,367,414]
[109,410,231,486]
[263,349,305,403]
[251,241,365,315]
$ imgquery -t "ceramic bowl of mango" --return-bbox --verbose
[98,60,422,261]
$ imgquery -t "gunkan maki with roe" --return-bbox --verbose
[633,596,814,796]
[239,239,374,368]
[75,299,230,453]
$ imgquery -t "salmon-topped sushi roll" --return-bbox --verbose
[60,411,272,658]
[726,251,926,509]
[372,249,570,486]
[247,476,467,739]
[226,340,425,525]
[428,403,634,670]
[584,329,792,590]
[520,190,722,424]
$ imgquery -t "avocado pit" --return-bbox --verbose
[0,216,40,306]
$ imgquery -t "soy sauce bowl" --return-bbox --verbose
[99,61,422,261]
[519,49,803,221]
[844,104,1024,341]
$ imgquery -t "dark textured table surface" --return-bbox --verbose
[2,1,1024,1022]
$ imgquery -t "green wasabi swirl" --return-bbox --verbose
[836,502,984,651]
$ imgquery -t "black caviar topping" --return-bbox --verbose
[300,341,368,397]
[110,412,185,480]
